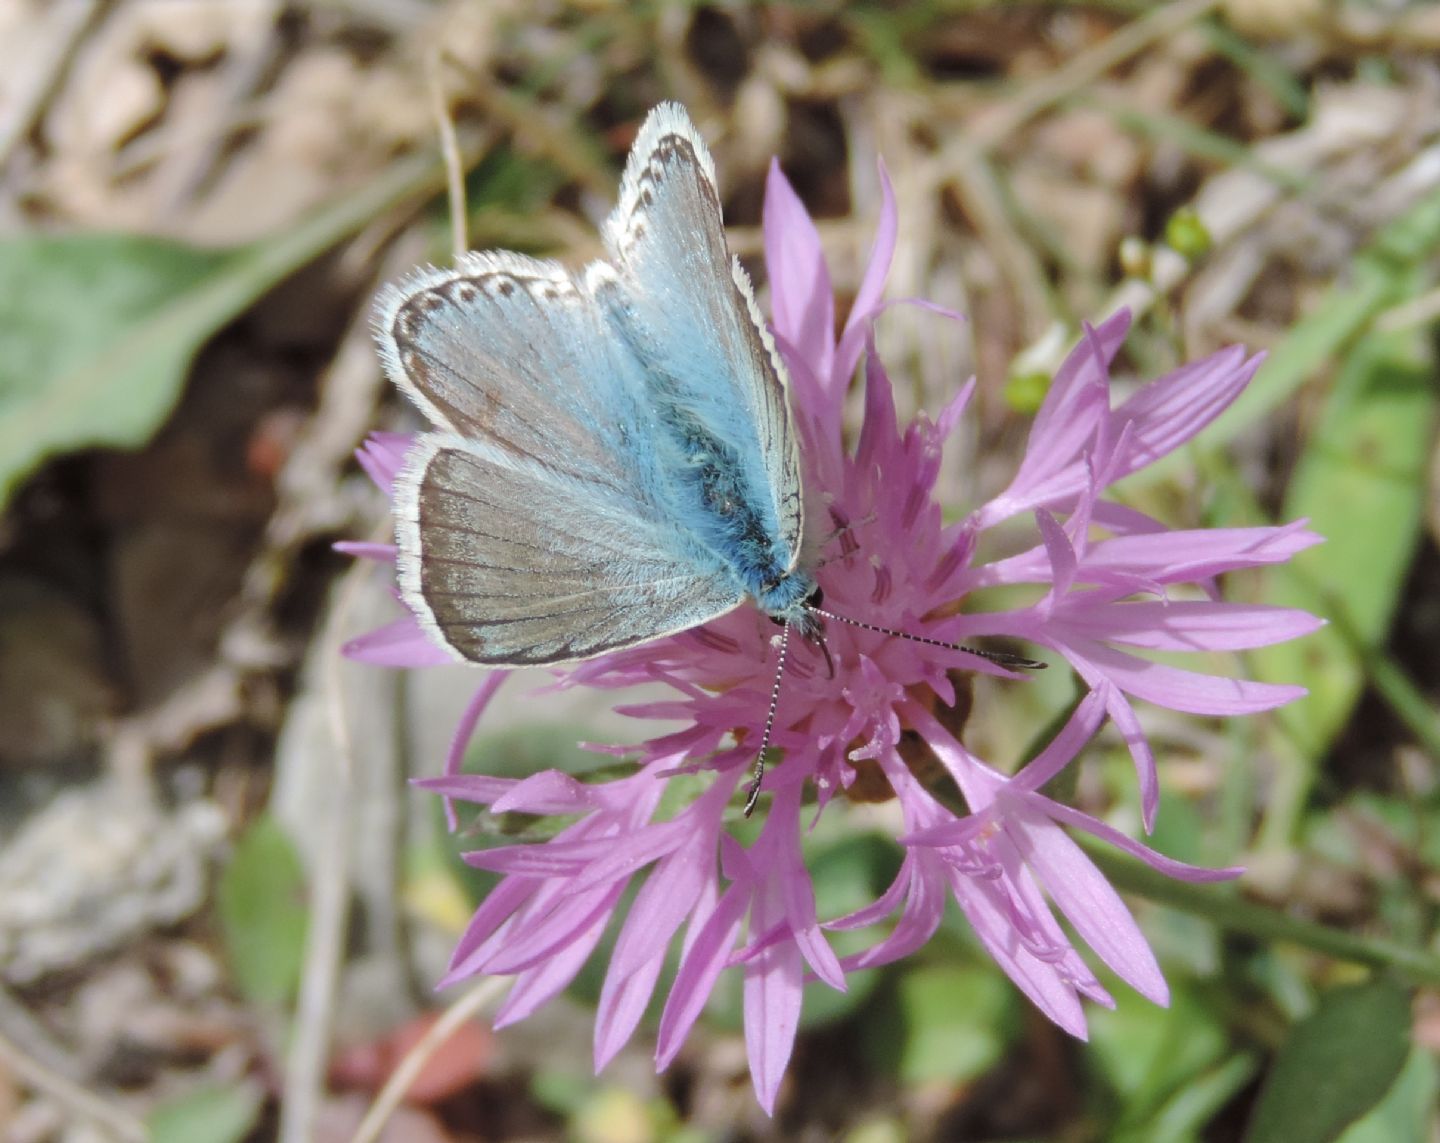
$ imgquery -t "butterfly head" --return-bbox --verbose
[757,573,824,643]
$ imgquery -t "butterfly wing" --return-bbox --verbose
[395,435,743,664]
[376,252,745,664]
[377,251,643,497]
[594,104,806,576]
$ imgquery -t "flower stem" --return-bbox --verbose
[1082,840,1440,987]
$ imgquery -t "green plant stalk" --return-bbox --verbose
[1084,840,1440,987]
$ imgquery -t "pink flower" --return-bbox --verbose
[343,156,1320,1112]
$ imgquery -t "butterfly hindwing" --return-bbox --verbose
[396,435,745,664]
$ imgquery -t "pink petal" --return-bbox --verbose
[854,334,900,474]
[1082,522,1323,580]
[825,852,913,931]
[834,160,898,387]
[1002,799,1168,1004]
[763,159,835,382]
[1055,601,1324,651]
[441,878,541,985]
[835,854,947,971]
[463,838,611,877]
[780,874,846,992]
[1061,637,1307,715]
[947,869,1093,1038]
[1089,501,1169,536]
[356,431,415,495]
[594,947,666,1070]
[414,773,517,805]
[482,882,624,975]
[493,902,613,1027]
[487,769,601,815]
[744,936,803,1115]
[1113,347,1260,474]
[439,671,508,827]
[657,885,749,1069]
[342,617,455,667]
[607,857,701,981]
[995,312,1131,509]
[1036,794,1243,882]
[333,540,396,562]
[1057,652,1161,828]
[568,822,689,896]
[935,376,976,440]
[1037,508,1078,602]
[1011,686,1111,792]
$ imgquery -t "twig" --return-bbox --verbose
[349,977,510,1143]
[0,0,99,174]
[0,984,88,1084]
[926,142,1057,341]
[274,138,491,1143]
[468,80,615,202]
[1018,84,1434,371]
[964,0,1224,150]
[274,556,368,1143]
[426,48,469,259]
[923,2,1224,342]
[272,319,395,1137]
[0,1025,146,1143]
[151,3,285,214]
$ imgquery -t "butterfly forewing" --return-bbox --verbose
[597,104,806,574]
[377,251,649,496]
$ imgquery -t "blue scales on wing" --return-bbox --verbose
[376,251,746,664]
[592,104,813,620]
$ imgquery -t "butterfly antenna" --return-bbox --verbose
[808,607,1047,671]
[744,621,793,816]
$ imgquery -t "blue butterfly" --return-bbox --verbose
[375,103,1036,811]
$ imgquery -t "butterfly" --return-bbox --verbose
[374,103,1039,812]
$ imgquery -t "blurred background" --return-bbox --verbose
[1,1,1438,1140]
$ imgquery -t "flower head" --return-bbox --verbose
[344,154,1320,1112]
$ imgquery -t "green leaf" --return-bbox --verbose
[0,234,231,502]
[1141,1052,1261,1143]
[216,815,309,1008]
[1337,1048,1438,1143]
[147,1080,264,1143]
[1089,981,1227,1115]
[1261,330,1434,749]
[884,963,1018,1085]
[1246,980,1413,1143]
[0,148,450,509]
[1251,314,1437,845]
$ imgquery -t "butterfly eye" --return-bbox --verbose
[806,586,824,608]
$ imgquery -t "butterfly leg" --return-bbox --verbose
[743,620,794,816]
